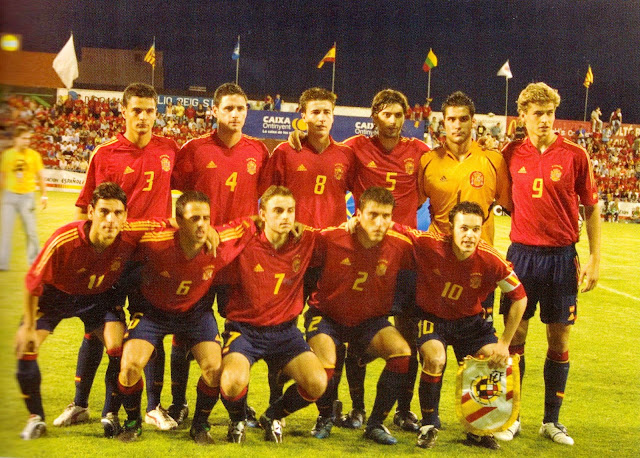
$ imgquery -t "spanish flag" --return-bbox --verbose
[422,48,438,72]
[317,44,336,69]
[144,42,156,68]
[584,65,593,88]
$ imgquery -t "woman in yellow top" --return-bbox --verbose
[0,126,47,270]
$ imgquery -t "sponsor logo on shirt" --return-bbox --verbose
[253,263,264,272]
[366,161,377,168]
[124,166,135,174]
[340,257,351,266]
[517,166,527,174]
[206,161,217,168]
[296,164,307,172]
[160,270,171,278]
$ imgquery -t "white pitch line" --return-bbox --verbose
[597,284,640,302]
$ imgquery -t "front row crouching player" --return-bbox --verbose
[305,187,414,445]
[116,191,256,444]
[15,183,167,439]
[219,186,327,444]
[400,202,527,450]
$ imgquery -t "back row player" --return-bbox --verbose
[54,83,182,431]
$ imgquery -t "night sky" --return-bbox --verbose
[3,0,639,122]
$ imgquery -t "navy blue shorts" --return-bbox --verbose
[416,313,498,362]
[500,243,578,325]
[124,291,221,350]
[35,284,125,333]
[304,307,392,357]
[221,319,310,370]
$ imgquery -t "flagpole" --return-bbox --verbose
[504,76,508,118]
[151,36,155,87]
[583,87,589,122]
[427,70,431,100]
[235,35,240,85]
[331,42,336,93]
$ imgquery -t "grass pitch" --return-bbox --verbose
[0,192,638,457]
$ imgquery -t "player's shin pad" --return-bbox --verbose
[455,355,520,435]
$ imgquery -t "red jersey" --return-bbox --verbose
[400,227,526,320]
[266,138,355,227]
[224,229,320,326]
[308,225,414,327]
[26,219,166,297]
[502,136,598,247]
[344,135,428,227]
[134,218,256,314]
[174,131,270,225]
[76,134,179,218]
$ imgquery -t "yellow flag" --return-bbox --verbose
[144,43,156,67]
[584,65,593,88]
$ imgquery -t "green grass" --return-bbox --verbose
[1,192,639,456]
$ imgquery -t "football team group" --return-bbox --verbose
[11,79,600,449]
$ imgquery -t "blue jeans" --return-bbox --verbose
[0,191,39,270]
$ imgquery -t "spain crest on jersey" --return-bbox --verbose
[404,158,415,175]
[246,158,257,175]
[470,272,482,289]
[469,171,485,188]
[160,154,171,172]
[455,355,520,434]
[334,163,345,180]
[202,265,216,280]
[550,165,563,182]
[292,255,302,273]
[375,259,389,276]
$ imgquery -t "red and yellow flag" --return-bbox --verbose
[317,44,336,68]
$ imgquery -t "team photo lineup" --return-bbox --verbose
[6,78,602,451]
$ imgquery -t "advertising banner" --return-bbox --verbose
[243,110,425,142]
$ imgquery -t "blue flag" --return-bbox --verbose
[232,37,240,60]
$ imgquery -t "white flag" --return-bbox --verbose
[497,60,512,79]
[53,34,79,89]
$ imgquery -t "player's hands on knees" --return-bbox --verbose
[579,256,599,292]
[15,325,38,359]
[487,341,509,369]
[288,130,306,151]
[205,227,220,257]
